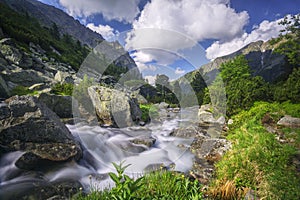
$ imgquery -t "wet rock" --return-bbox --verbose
[130,136,156,147]
[88,85,142,127]
[38,93,74,119]
[170,126,206,138]
[0,95,82,169]
[277,115,300,128]
[2,180,82,200]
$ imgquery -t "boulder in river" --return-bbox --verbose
[0,95,82,170]
[88,85,142,127]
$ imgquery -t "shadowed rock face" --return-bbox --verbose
[38,93,74,119]
[0,95,82,170]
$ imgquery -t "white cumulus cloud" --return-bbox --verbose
[125,0,249,66]
[86,23,119,40]
[206,18,285,60]
[59,0,140,23]
[144,75,157,85]
[175,67,185,75]
[135,62,157,72]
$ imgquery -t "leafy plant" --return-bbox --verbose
[75,162,203,200]
[108,161,144,200]
[51,83,74,96]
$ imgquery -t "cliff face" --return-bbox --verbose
[182,40,291,84]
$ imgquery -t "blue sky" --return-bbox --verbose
[38,0,299,84]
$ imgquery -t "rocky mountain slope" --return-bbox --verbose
[0,0,140,75]
[0,0,104,47]
[180,39,292,84]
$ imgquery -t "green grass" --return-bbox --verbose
[75,162,203,200]
[11,85,38,96]
[209,102,300,200]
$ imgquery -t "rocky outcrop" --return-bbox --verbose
[198,104,225,127]
[54,71,75,84]
[190,132,231,184]
[88,86,142,127]
[0,0,142,79]
[0,74,10,98]
[0,95,82,169]
[277,115,300,128]
[0,38,23,65]
[38,93,74,119]
[0,38,79,94]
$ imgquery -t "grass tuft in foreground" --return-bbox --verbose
[75,161,203,200]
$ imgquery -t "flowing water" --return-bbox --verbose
[0,107,199,198]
